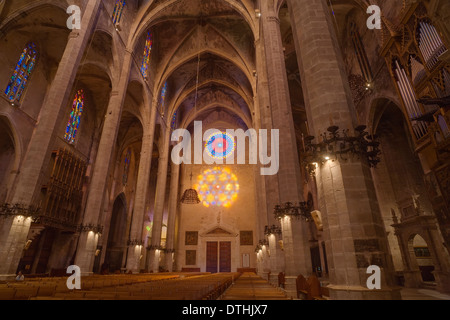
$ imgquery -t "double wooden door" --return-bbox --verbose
[206,241,231,273]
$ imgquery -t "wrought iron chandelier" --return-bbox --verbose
[255,239,269,253]
[78,223,104,235]
[0,203,40,219]
[264,225,282,236]
[303,125,381,175]
[181,173,201,205]
[273,201,313,221]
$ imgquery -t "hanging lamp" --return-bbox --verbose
[180,57,201,205]
[181,172,201,204]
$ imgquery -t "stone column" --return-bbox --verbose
[261,3,312,294]
[255,34,285,283]
[0,0,102,279]
[267,232,285,285]
[147,128,171,273]
[125,90,157,273]
[288,0,400,299]
[164,161,180,272]
[75,50,133,275]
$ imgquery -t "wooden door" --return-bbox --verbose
[206,242,218,273]
[219,242,231,273]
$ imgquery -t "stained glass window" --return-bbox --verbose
[141,31,153,79]
[64,90,84,144]
[194,167,239,208]
[123,148,132,185]
[205,132,236,160]
[5,42,38,104]
[112,0,126,25]
[160,81,168,111]
[171,111,178,132]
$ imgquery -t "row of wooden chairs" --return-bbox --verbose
[0,273,187,300]
[44,273,239,300]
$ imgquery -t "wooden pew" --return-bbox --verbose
[296,274,308,299]
[278,272,285,289]
[306,275,329,300]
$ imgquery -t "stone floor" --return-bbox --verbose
[401,288,450,300]
[221,273,289,300]
[222,274,450,300]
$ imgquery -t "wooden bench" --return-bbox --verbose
[296,274,308,299]
[181,268,201,272]
[237,268,257,274]
[278,272,285,289]
[307,275,329,300]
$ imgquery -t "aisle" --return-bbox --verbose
[220,273,289,300]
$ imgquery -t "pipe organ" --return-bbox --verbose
[417,21,447,70]
[381,1,450,251]
[394,60,428,139]
[39,148,87,230]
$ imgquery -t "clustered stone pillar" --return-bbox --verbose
[254,35,284,285]
[288,0,400,299]
[0,0,102,279]
[125,121,157,273]
[147,127,171,273]
[75,50,133,275]
[164,161,181,272]
[261,2,312,296]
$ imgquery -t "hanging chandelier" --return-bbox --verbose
[181,173,201,205]
[303,125,381,175]
[180,42,202,205]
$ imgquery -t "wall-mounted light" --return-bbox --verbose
[255,9,261,18]
[303,125,381,175]
[264,225,282,236]
[274,201,313,221]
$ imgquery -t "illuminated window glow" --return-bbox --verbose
[5,42,38,104]
[194,167,239,208]
[65,90,84,144]
[123,148,132,185]
[205,132,236,160]
[141,31,153,78]
[112,0,126,25]
[160,81,168,114]
[171,111,177,131]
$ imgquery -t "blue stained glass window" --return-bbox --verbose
[112,0,126,25]
[123,148,132,185]
[141,31,153,78]
[65,90,84,144]
[5,42,38,104]
[171,111,178,132]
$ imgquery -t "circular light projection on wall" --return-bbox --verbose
[205,132,236,160]
[194,167,239,208]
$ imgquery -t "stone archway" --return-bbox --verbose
[408,234,436,283]
[104,194,128,273]
[370,98,437,275]
[392,215,450,293]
